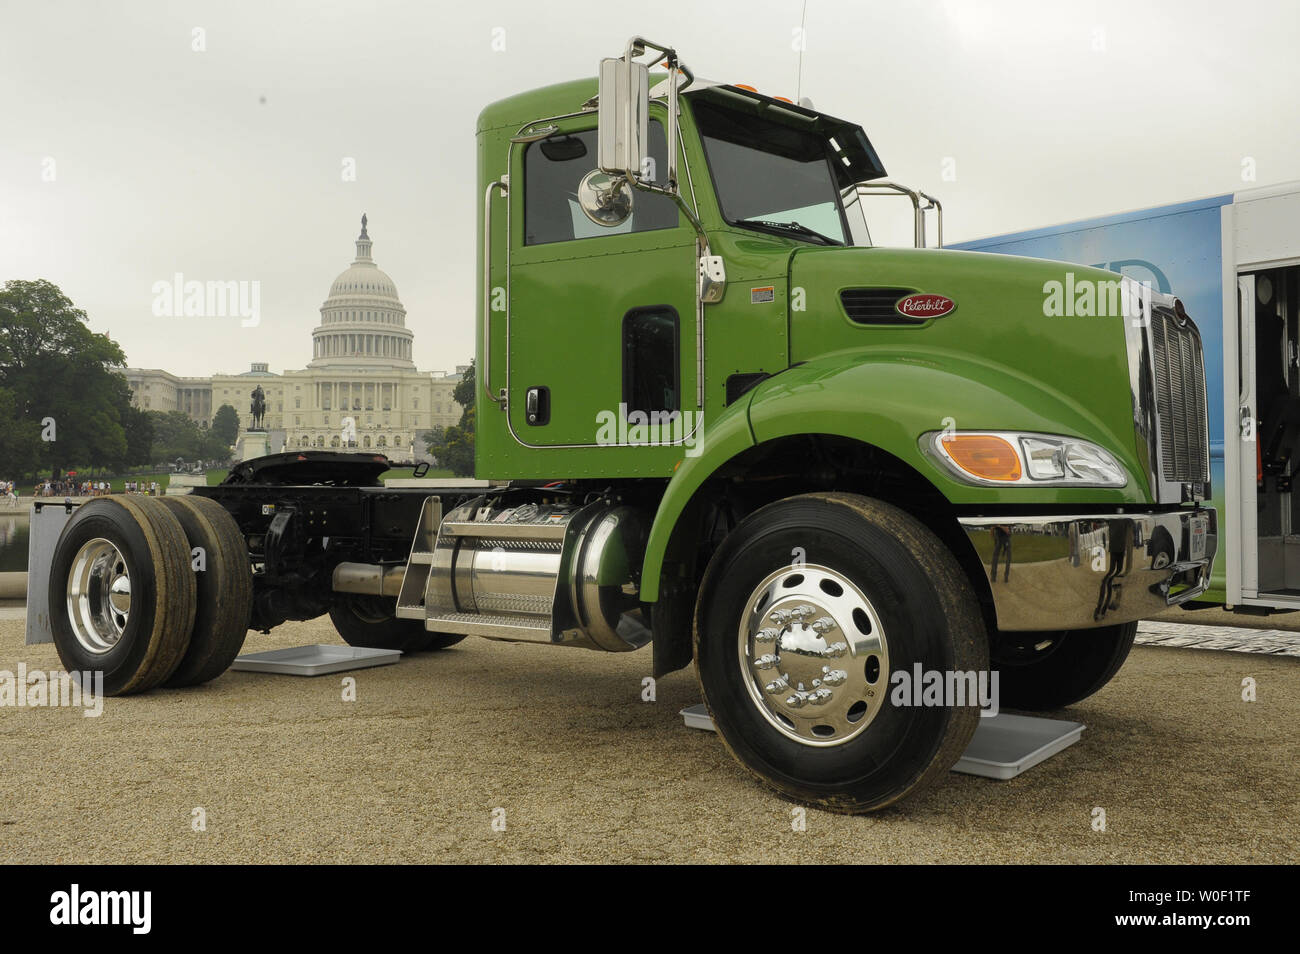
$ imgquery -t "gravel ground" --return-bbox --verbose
[1,616,1297,864]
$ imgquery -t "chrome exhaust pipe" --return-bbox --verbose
[332,562,405,598]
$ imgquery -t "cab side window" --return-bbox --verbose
[524,123,679,245]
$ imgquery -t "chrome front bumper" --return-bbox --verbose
[959,509,1216,632]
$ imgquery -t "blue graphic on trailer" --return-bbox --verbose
[954,194,1233,594]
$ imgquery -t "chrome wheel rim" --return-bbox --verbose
[66,537,132,654]
[737,563,889,747]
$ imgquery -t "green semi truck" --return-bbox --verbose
[37,38,1216,812]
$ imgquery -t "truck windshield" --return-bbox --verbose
[692,98,849,246]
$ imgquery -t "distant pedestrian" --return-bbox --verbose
[990,525,1013,583]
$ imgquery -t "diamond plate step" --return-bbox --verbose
[425,611,552,641]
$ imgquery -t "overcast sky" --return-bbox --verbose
[2,0,1298,378]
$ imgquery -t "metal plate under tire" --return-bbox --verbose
[230,644,402,676]
[680,703,716,731]
[952,712,1085,779]
[679,705,1085,780]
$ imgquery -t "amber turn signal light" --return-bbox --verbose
[940,434,1022,481]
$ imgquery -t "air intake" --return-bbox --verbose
[840,288,921,325]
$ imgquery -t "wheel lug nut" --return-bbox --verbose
[822,640,848,658]
[754,627,780,644]
[754,653,779,670]
[769,604,816,625]
[810,616,837,634]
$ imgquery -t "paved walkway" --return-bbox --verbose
[1137,620,1300,656]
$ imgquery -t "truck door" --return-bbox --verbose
[505,117,698,448]
[1236,274,1259,599]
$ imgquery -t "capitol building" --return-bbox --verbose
[124,216,466,458]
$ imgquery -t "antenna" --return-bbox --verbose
[796,0,808,102]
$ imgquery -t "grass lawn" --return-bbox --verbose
[378,468,454,481]
[90,470,230,493]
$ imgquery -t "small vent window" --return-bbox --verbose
[622,307,680,415]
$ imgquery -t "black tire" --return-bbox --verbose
[48,496,195,696]
[329,597,465,652]
[991,622,1136,710]
[158,496,253,687]
[695,492,988,814]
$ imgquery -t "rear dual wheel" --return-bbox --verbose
[50,496,194,695]
[49,495,252,695]
[157,496,253,687]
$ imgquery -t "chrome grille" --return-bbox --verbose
[1150,305,1209,483]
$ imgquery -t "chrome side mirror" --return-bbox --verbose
[597,56,648,180]
[597,38,684,196]
[577,170,634,227]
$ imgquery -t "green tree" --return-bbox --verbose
[423,361,476,477]
[420,424,446,455]
[0,279,131,477]
[0,386,42,479]
[440,408,475,477]
[452,360,475,419]
[211,403,240,446]
[122,405,154,467]
[199,429,234,461]
[146,410,206,462]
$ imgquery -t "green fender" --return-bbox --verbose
[638,347,1151,602]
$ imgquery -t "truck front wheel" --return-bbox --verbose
[329,597,464,653]
[695,493,987,813]
[991,622,1136,710]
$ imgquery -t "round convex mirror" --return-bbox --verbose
[578,170,634,227]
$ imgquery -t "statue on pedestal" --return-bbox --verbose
[250,385,267,431]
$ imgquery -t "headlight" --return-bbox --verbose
[922,431,1128,488]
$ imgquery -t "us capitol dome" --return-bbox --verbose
[122,215,467,459]
[310,214,416,370]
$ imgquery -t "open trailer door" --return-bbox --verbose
[1233,273,1260,601]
